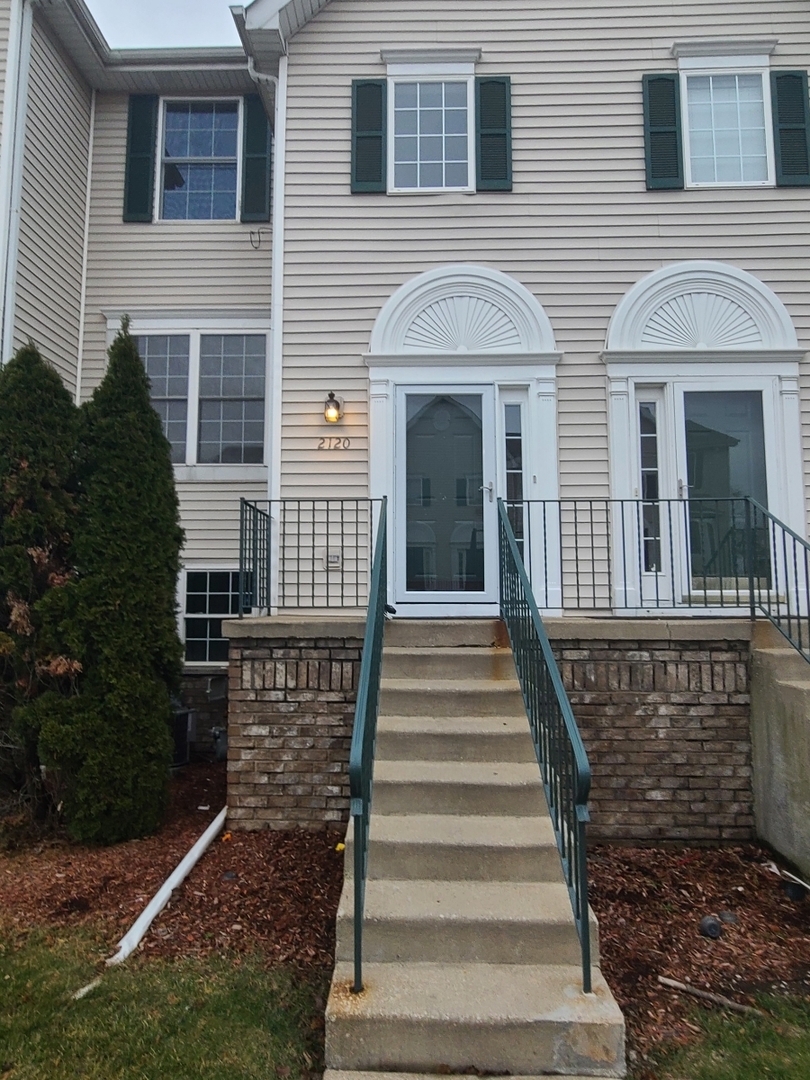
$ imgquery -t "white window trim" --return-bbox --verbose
[154,96,244,224]
[106,314,271,480]
[677,54,776,189]
[386,61,476,196]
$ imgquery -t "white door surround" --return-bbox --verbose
[366,265,562,616]
[604,260,806,612]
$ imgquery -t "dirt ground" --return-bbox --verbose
[2,762,810,1073]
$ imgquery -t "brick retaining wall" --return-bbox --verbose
[224,616,754,842]
[548,626,753,843]
[224,618,365,830]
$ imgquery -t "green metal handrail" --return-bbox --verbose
[498,499,593,993]
[348,497,388,993]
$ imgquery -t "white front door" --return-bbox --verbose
[394,385,499,611]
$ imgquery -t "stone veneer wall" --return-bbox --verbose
[223,618,365,830]
[546,621,754,843]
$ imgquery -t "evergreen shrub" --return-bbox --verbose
[38,321,184,843]
[0,344,78,811]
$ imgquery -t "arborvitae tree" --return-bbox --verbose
[0,344,79,813]
[37,320,184,843]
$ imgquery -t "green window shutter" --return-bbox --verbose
[352,79,386,192]
[476,76,512,191]
[241,94,272,221]
[771,71,810,187]
[642,74,683,190]
[123,94,158,222]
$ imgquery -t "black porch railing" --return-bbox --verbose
[348,497,388,994]
[505,496,810,662]
[239,498,382,612]
[498,499,593,993]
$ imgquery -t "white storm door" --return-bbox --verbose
[395,386,498,606]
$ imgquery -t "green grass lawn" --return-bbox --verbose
[653,995,810,1080]
[0,924,328,1080]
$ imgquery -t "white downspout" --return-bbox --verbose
[74,87,96,404]
[0,0,33,364]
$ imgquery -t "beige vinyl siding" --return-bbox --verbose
[178,479,267,562]
[0,0,12,144]
[279,0,810,523]
[81,92,272,398]
[81,93,273,564]
[13,15,90,392]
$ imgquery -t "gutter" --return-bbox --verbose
[0,0,33,364]
[74,86,95,404]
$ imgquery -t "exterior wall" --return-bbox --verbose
[279,0,810,520]
[226,619,364,830]
[81,92,273,563]
[750,621,810,878]
[13,13,90,393]
[0,0,12,145]
[549,625,754,843]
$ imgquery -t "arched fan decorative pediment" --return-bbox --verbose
[369,266,557,356]
[607,261,798,351]
[640,292,762,349]
[402,295,523,353]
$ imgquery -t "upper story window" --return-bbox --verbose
[123,94,271,224]
[161,101,240,220]
[391,79,474,192]
[351,50,511,194]
[642,42,810,191]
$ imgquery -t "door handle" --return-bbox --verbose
[479,482,494,503]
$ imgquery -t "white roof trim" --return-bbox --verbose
[671,37,778,58]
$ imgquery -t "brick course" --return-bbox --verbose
[226,635,363,830]
[550,637,753,843]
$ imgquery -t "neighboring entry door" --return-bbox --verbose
[395,387,498,609]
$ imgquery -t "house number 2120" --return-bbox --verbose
[318,437,351,450]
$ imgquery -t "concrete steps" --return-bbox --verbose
[325,619,625,1078]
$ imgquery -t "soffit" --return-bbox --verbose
[35,0,255,93]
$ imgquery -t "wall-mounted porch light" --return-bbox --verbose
[324,392,343,423]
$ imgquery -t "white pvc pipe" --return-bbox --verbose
[106,807,227,966]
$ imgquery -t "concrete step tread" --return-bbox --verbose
[385,619,504,648]
[384,646,513,657]
[327,961,621,1025]
[326,1073,614,1080]
[338,878,590,925]
[374,760,543,785]
[377,714,530,735]
[369,813,555,847]
[381,677,521,691]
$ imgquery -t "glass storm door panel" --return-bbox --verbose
[398,390,496,603]
[682,390,768,586]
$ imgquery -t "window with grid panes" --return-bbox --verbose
[184,570,248,662]
[198,335,265,464]
[136,335,189,463]
[161,101,239,220]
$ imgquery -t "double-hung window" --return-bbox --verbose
[391,79,475,192]
[642,43,810,190]
[161,101,240,220]
[123,94,271,223]
[127,320,270,470]
[351,51,512,194]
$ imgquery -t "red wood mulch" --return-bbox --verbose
[589,844,810,1074]
[0,763,345,968]
[3,766,810,1071]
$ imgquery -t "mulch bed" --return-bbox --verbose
[0,763,344,968]
[4,766,810,1073]
[589,844,810,1075]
